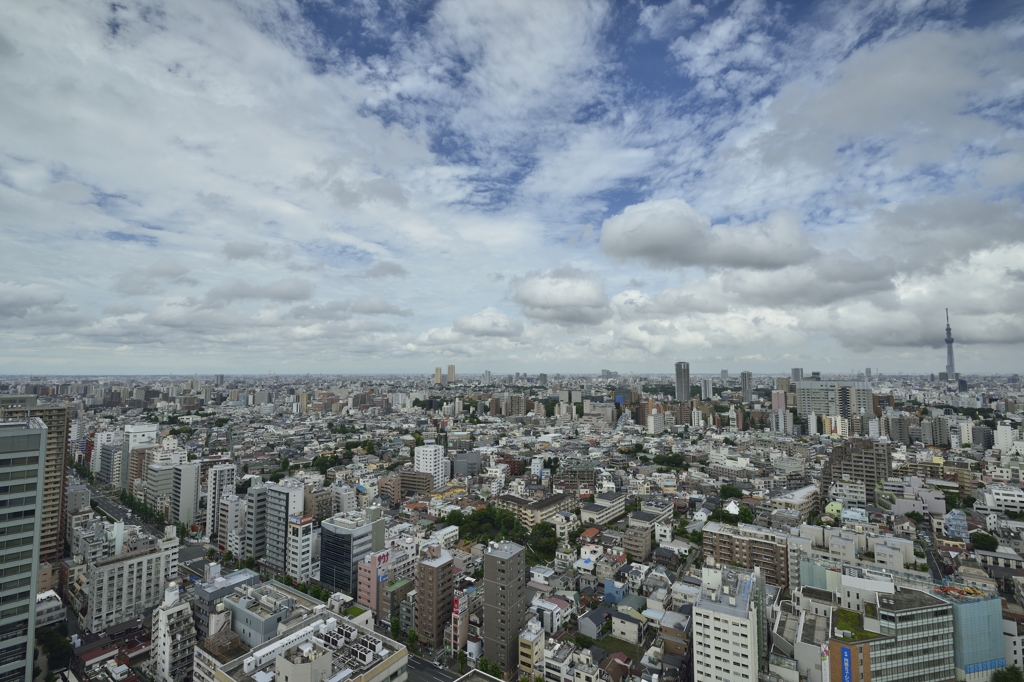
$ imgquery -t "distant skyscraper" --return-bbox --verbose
[740,371,753,403]
[945,309,956,377]
[434,367,442,384]
[791,367,804,383]
[448,364,456,383]
[865,367,872,379]
[700,378,713,400]
[484,370,491,384]
[721,369,728,381]
[674,361,690,402]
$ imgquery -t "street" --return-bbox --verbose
[408,655,460,682]
[88,484,163,538]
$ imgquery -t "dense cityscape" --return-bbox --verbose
[5,2,1023,682]
[2,311,1024,682]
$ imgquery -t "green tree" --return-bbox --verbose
[280,457,290,472]
[720,484,742,500]
[738,506,754,524]
[207,547,216,559]
[391,616,401,639]
[529,521,558,558]
[406,628,418,654]
[972,532,999,552]
[458,650,468,674]
[994,666,1024,682]
[573,633,594,648]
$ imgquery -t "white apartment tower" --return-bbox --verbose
[693,565,773,682]
[152,582,197,682]
[265,479,305,574]
[206,463,236,537]
[218,493,244,554]
[447,365,456,383]
[286,514,316,582]
[415,443,449,489]
[171,462,201,525]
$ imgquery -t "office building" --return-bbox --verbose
[152,582,197,682]
[483,541,527,674]
[693,565,776,682]
[865,588,955,682]
[740,371,753,403]
[434,367,442,385]
[265,479,305,574]
[448,365,456,383]
[674,361,690,401]
[0,397,68,565]
[67,525,180,631]
[0,417,48,682]
[820,438,892,507]
[791,368,804,382]
[414,544,454,651]
[244,481,269,560]
[206,464,236,538]
[172,461,201,525]
[320,512,385,595]
[414,443,449,489]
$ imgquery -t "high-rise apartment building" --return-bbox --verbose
[700,377,713,400]
[791,367,804,382]
[740,371,753,403]
[483,370,491,385]
[674,361,690,402]
[0,417,48,682]
[820,438,892,507]
[0,396,68,565]
[171,461,201,525]
[265,479,305,574]
[434,367,442,385]
[795,380,872,418]
[415,544,454,651]
[483,541,527,675]
[152,582,197,682]
[721,369,728,381]
[244,481,268,560]
[218,493,244,554]
[693,565,775,682]
[67,526,180,631]
[285,514,316,582]
[701,522,791,587]
[447,365,455,383]
[414,443,449,489]
[320,512,385,595]
[206,463,236,537]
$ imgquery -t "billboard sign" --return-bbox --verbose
[841,647,852,682]
[821,643,830,682]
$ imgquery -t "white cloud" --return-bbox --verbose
[453,307,524,337]
[513,267,610,326]
[600,199,816,269]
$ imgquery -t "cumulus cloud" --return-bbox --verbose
[600,199,817,270]
[113,261,199,295]
[513,267,610,325]
[453,307,524,337]
[0,282,64,317]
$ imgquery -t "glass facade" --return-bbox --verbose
[872,598,954,682]
[951,597,1005,677]
[0,420,46,682]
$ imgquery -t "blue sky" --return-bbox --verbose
[1,0,1023,375]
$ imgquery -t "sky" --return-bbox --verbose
[1,0,1023,376]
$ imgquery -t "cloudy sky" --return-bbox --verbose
[2,0,1023,376]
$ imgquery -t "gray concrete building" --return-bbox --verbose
[483,541,527,674]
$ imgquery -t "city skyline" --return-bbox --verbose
[3,1,1024,374]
